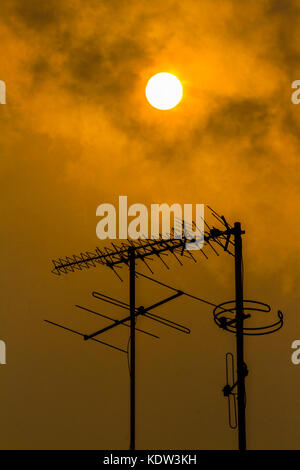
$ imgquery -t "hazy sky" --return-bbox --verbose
[1,0,300,449]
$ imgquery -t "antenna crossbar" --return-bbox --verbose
[84,291,183,341]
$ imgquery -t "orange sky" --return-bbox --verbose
[0,0,300,449]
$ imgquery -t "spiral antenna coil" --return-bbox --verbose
[213,300,283,336]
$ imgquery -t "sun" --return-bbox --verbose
[145,73,183,110]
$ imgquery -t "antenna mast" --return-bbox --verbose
[46,207,283,450]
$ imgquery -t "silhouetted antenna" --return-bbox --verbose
[211,221,283,450]
[45,283,189,451]
[46,207,284,451]
[47,207,229,450]
[223,352,237,429]
[91,291,190,334]
[132,226,284,451]
[51,207,233,279]
[44,319,128,353]
[214,300,283,336]
[75,304,160,339]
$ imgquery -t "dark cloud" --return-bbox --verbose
[14,0,64,30]
[205,98,272,144]
[265,0,300,75]
[64,36,145,103]
[267,0,299,15]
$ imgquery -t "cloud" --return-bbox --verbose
[1,0,300,450]
[14,0,64,30]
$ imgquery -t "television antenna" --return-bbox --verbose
[46,207,283,450]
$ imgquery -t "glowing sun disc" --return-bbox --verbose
[146,73,183,110]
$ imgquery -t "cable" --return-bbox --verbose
[135,271,218,309]
[127,317,138,376]
[127,334,131,375]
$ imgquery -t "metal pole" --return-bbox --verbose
[234,222,246,451]
[129,248,136,450]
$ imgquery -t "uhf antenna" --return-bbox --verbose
[47,207,226,450]
[46,207,283,450]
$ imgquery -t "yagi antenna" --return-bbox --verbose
[75,304,160,339]
[45,277,189,452]
[90,291,190,334]
[50,207,234,279]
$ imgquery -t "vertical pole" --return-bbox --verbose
[234,222,246,451]
[129,248,136,451]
